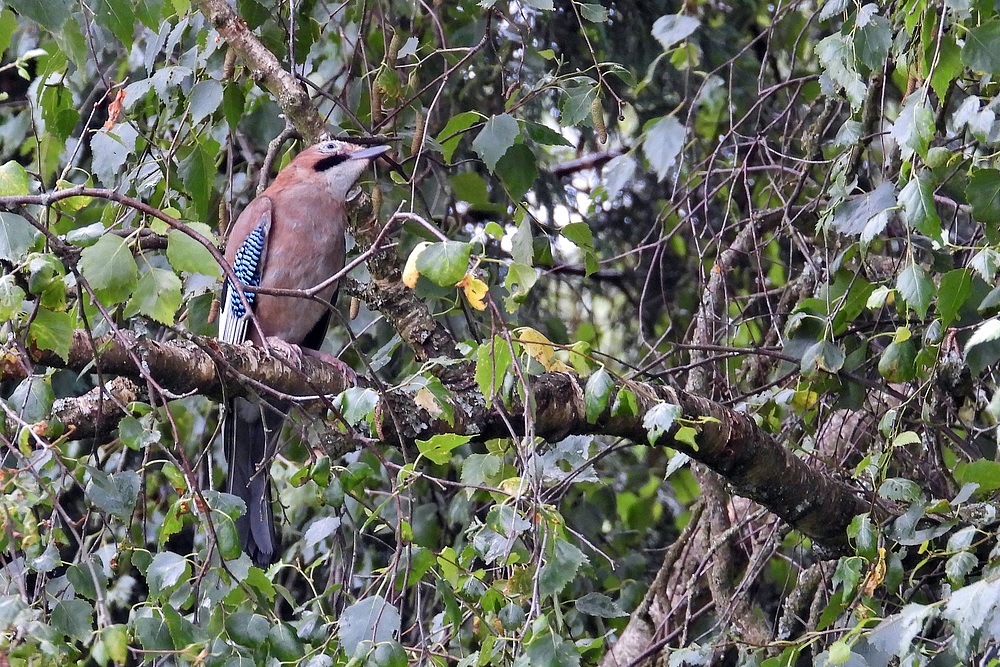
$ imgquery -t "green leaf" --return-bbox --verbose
[368,641,408,667]
[225,612,270,648]
[178,137,219,222]
[890,92,934,158]
[539,539,587,597]
[126,267,182,324]
[39,82,79,143]
[0,274,25,321]
[954,459,1000,493]
[801,340,846,377]
[579,3,608,22]
[643,402,681,445]
[99,624,129,663]
[966,318,1000,355]
[937,269,972,328]
[487,505,531,537]
[91,124,138,186]
[87,469,141,522]
[95,0,135,44]
[0,10,16,54]
[611,387,638,418]
[946,551,977,587]
[930,33,962,101]
[162,604,205,650]
[268,623,304,661]
[66,560,108,601]
[523,120,574,146]
[495,143,538,201]
[223,82,245,130]
[896,263,934,319]
[215,513,242,560]
[643,115,685,181]
[674,425,699,448]
[559,81,597,126]
[135,614,172,651]
[118,414,160,450]
[561,222,593,250]
[898,171,941,240]
[245,567,275,599]
[816,33,866,109]
[415,241,472,286]
[188,79,223,124]
[475,336,512,404]
[962,19,1000,75]
[584,366,614,423]
[472,114,519,172]
[830,182,895,240]
[78,234,138,303]
[450,171,492,208]
[436,111,480,163]
[335,387,379,426]
[237,0,268,28]
[461,453,501,489]
[27,254,66,307]
[827,640,851,665]
[166,224,221,276]
[878,340,917,382]
[0,160,30,196]
[651,14,699,50]
[967,168,1000,227]
[28,307,74,360]
[0,212,39,262]
[416,434,471,465]
[7,375,53,423]
[51,598,93,642]
[878,477,923,503]
[523,627,582,667]
[338,595,401,658]
[303,516,342,549]
[10,0,70,29]
[575,592,628,617]
[146,551,189,598]
[971,248,1000,283]
[854,14,890,72]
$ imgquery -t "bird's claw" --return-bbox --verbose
[302,348,358,386]
[263,337,357,385]
[264,337,305,368]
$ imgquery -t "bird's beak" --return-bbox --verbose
[350,145,392,161]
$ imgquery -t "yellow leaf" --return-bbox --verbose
[516,327,560,371]
[458,273,488,310]
[402,241,432,288]
[55,180,92,212]
[413,388,443,417]
[860,547,886,597]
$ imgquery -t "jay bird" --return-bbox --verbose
[218,140,389,566]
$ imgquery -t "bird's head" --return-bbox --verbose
[297,140,390,199]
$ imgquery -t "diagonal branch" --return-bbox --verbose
[195,0,328,143]
[2,328,879,551]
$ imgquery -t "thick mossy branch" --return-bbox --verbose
[1,329,874,550]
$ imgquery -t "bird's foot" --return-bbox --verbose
[301,348,358,386]
[263,337,357,385]
[264,337,305,368]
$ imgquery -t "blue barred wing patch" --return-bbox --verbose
[226,222,267,318]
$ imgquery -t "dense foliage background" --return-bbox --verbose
[3,0,1000,664]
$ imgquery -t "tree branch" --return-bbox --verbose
[195,0,328,143]
[1,326,876,550]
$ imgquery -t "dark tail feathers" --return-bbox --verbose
[223,396,285,567]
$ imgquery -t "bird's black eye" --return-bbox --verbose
[314,154,349,171]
